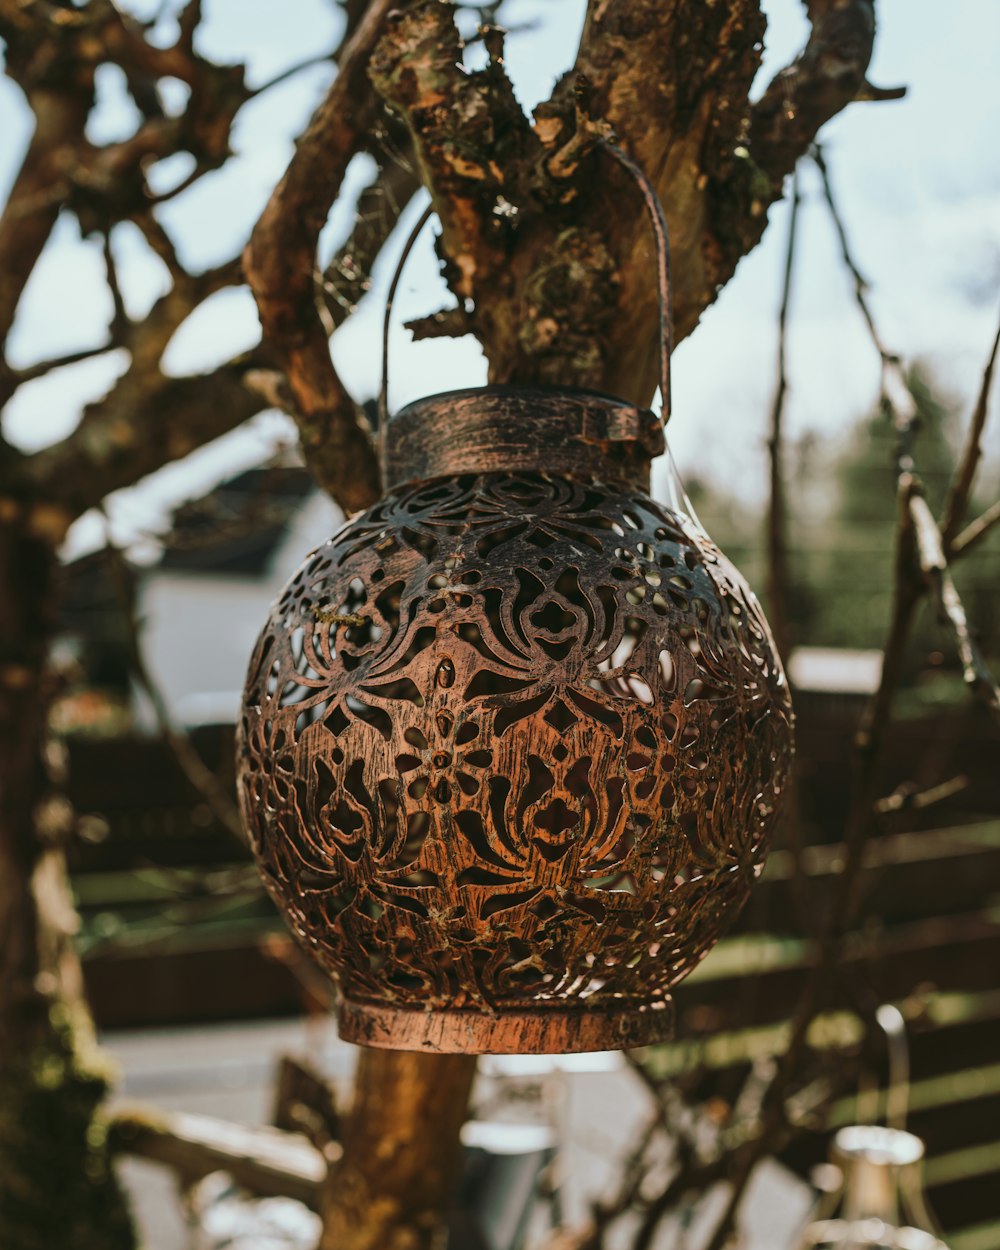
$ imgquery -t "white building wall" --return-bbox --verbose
[135,492,344,729]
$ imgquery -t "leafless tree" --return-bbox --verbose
[1,3,959,1249]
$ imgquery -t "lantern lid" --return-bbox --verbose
[384,384,665,492]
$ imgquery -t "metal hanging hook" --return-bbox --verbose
[378,139,675,474]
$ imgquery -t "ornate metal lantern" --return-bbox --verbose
[237,151,794,1054]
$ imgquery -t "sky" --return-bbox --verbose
[1,0,998,560]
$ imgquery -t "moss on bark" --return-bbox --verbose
[0,999,136,1250]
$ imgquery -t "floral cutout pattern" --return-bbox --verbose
[238,472,793,1021]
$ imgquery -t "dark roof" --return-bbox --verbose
[57,546,127,644]
[157,464,315,575]
[60,462,317,643]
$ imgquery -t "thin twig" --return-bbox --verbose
[690,150,930,1250]
[908,482,1000,721]
[134,211,188,281]
[940,308,1000,548]
[950,497,1000,559]
[145,160,211,206]
[103,228,129,336]
[812,145,918,471]
[876,773,969,816]
[766,166,800,665]
[248,52,337,98]
[103,532,247,845]
[244,0,395,512]
[7,342,118,387]
[320,118,421,329]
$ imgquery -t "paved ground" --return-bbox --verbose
[102,1017,813,1250]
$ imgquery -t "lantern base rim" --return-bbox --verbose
[337,998,675,1055]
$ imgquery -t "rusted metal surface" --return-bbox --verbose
[384,386,664,490]
[237,389,793,1053]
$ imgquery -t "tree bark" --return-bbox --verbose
[0,501,135,1250]
[319,1049,477,1250]
[371,0,882,407]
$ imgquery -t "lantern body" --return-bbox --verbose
[237,389,793,1053]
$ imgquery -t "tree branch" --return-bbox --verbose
[109,1105,329,1208]
[0,343,118,409]
[908,483,1000,721]
[766,168,801,664]
[573,1,766,354]
[10,356,270,529]
[369,1,885,406]
[369,5,530,312]
[813,145,918,469]
[320,118,422,330]
[940,308,1000,548]
[950,497,1000,559]
[245,0,396,514]
[104,537,247,844]
[0,82,92,355]
[750,1,883,184]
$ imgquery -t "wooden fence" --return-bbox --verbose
[67,706,1000,1249]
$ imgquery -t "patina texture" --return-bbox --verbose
[237,391,793,1053]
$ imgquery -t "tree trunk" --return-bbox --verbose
[0,507,135,1250]
[320,1049,477,1250]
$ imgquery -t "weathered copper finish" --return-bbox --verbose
[237,387,794,1054]
[384,387,665,489]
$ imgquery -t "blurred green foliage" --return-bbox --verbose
[691,364,1000,671]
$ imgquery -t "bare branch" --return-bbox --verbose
[132,212,188,283]
[719,171,1000,1241]
[542,2,766,396]
[366,0,887,406]
[908,483,1000,721]
[405,306,475,342]
[941,308,1000,548]
[109,1105,329,1207]
[750,1,884,184]
[0,343,117,409]
[176,0,202,56]
[320,119,422,329]
[370,3,530,310]
[766,168,801,665]
[876,774,969,816]
[94,1,202,86]
[0,85,91,355]
[11,355,270,526]
[951,497,1000,559]
[245,0,397,513]
[248,52,337,99]
[103,536,247,845]
[102,230,129,337]
[813,146,918,468]
[855,80,907,102]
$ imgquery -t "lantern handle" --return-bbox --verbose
[379,199,435,475]
[378,142,674,467]
[597,138,674,428]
